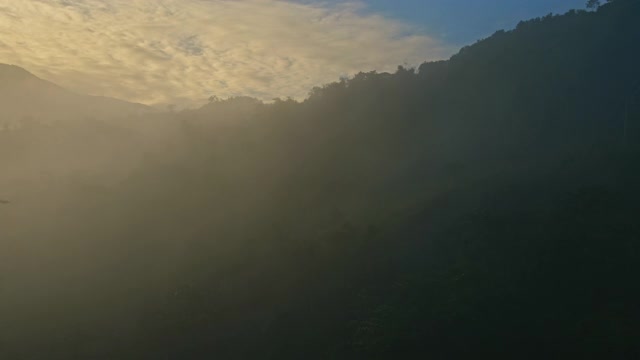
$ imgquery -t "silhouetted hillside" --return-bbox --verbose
[0,63,152,127]
[2,1,640,359]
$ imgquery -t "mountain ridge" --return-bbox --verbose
[0,63,153,125]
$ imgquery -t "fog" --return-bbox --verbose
[0,89,174,357]
[2,1,640,358]
[1,63,471,357]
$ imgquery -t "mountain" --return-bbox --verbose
[110,1,640,358]
[3,1,640,359]
[0,64,152,126]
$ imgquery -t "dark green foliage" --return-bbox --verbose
[587,0,616,9]
[588,0,602,8]
[2,0,640,358]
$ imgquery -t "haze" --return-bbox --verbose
[2,0,640,359]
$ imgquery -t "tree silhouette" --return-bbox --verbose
[587,0,616,9]
[3,0,640,358]
[587,0,601,8]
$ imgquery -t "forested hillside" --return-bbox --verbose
[2,0,640,358]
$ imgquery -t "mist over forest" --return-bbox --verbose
[2,0,640,358]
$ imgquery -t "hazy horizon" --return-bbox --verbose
[3,1,639,358]
[0,0,585,109]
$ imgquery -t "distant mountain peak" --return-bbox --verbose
[0,63,38,82]
[0,63,153,122]
[0,63,31,72]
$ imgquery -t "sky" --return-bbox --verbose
[355,0,587,44]
[0,0,588,108]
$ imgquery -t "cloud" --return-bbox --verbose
[0,0,453,107]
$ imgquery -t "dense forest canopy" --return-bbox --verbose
[1,0,640,358]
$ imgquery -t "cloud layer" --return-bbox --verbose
[0,0,452,107]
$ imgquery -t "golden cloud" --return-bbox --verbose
[0,0,452,107]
